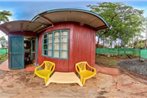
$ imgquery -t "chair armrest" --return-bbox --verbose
[45,64,55,78]
[50,64,55,74]
[34,66,40,74]
[87,63,96,73]
[75,65,80,75]
[35,63,44,71]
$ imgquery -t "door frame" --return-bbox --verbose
[30,37,38,65]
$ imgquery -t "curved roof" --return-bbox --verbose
[32,8,109,30]
[0,20,48,34]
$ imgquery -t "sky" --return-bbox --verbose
[0,0,147,40]
[0,0,147,20]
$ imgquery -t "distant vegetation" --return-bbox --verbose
[0,10,11,63]
[88,2,146,48]
[0,54,7,64]
[0,10,12,23]
[0,48,7,63]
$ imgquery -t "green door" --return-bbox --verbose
[9,35,24,69]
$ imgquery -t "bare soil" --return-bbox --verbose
[95,55,129,68]
[0,70,147,98]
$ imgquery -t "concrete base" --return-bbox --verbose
[0,60,35,72]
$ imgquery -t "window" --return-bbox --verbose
[43,29,69,59]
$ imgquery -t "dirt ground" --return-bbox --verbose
[0,70,147,98]
[95,55,129,68]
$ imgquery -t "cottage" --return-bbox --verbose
[0,9,108,71]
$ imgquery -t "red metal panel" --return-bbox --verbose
[68,24,96,71]
[9,31,36,36]
[38,22,96,72]
[38,23,74,72]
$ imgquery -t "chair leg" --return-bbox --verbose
[33,74,36,77]
[82,79,86,85]
[45,79,51,86]
[45,79,47,85]
[80,77,86,86]
[45,78,49,85]
[80,78,83,83]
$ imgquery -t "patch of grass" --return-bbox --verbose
[95,55,123,68]
[0,54,8,64]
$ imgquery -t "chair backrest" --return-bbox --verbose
[44,61,55,71]
[76,61,87,72]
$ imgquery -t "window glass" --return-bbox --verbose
[60,51,68,58]
[42,29,69,59]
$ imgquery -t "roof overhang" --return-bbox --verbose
[0,9,108,35]
[0,20,49,35]
[32,8,109,30]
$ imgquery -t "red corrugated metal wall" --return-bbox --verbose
[68,24,96,71]
[38,22,96,72]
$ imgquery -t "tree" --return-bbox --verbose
[144,17,147,48]
[88,2,144,47]
[0,36,7,48]
[0,10,12,23]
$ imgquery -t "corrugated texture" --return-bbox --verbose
[0,20,48,35]
[42,11,104,28]
[38,23,73,72]
[69,24,95,71]
[38,22,96,72]
[32,9,108,30]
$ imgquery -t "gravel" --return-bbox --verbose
[118,59,147,76]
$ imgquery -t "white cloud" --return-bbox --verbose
[9,17,15,21]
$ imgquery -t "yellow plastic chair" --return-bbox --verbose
[34,61,55,85]
[75,61,96,85]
